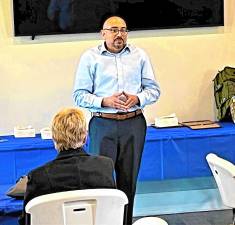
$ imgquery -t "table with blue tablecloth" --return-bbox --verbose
[1,122,235,222]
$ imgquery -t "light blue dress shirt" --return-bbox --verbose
[73,43,160,113]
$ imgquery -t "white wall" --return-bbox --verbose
[1,0,235,135]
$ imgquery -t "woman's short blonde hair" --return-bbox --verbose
[52,107,87,152]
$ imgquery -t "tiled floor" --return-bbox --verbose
[134,177,228,217]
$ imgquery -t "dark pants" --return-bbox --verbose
[89,114,147,225]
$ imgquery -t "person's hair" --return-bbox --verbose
[52,107,87,152]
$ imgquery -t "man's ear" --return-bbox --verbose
[100,30,106,40]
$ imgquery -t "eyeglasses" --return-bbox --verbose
[103,28,129,34]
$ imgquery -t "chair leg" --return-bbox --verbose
[232,208,235,225]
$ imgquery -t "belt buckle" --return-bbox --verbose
[93,112,102,117]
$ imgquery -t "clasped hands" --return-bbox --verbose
[102,92,139,111]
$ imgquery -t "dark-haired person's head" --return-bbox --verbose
[52,107,87,152]
[101,16,128,53]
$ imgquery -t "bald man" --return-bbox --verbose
[73,16,161,224]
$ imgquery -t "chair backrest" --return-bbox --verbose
[206,153,235,208]
[25,189,128,225]
[133,217,168,225]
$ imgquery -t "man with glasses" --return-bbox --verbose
[73,16,160,225]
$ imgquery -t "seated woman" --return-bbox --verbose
[18,107,116,225]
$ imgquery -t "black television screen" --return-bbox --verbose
[13,0,224,37]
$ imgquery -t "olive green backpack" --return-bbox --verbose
[213,66,235,120]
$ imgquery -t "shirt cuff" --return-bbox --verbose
[137,93,145,107]
[93,96,103,108]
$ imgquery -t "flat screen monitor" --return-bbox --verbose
[13,0,224,37]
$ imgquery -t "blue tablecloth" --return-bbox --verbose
[138,122,235,180]
[1,123,235,185]
[0,134,56,185]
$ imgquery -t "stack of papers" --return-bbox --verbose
[155,113,179,127]
[181,120,220,129]
[14,126,35,138]
[40,127,52,139]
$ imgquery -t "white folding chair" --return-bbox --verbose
[133,217,168,225]
[25,189,128,225]
[206,153,235,225]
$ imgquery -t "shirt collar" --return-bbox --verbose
[99,42,131,55]
[56,148,89,159]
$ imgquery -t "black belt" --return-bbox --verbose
[92,109,142,121]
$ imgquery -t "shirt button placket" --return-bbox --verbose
[115,55,124,93]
